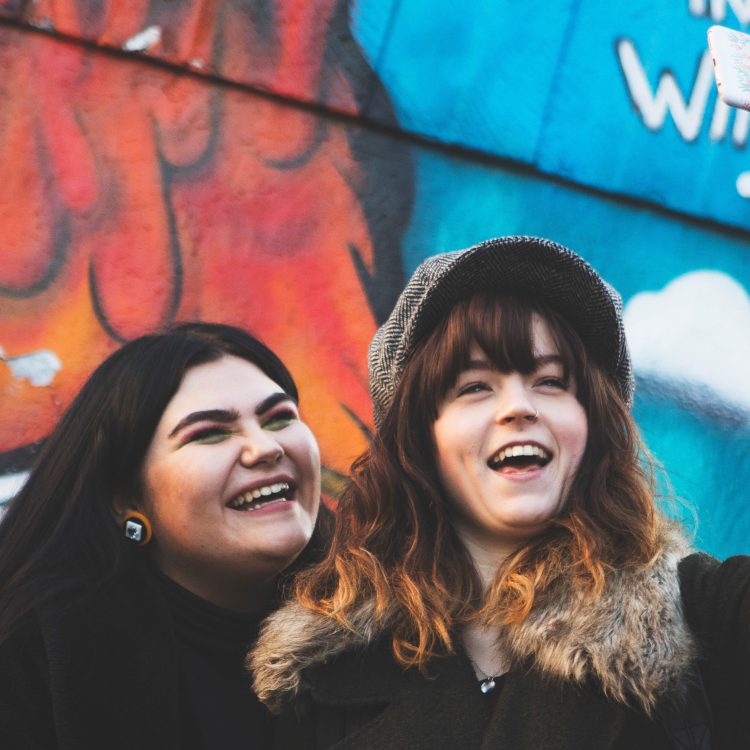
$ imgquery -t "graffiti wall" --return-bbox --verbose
[350,0,750,557]
[0,0,413,502]
[1,0,748,557]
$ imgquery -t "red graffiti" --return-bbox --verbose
[0,1,412,496]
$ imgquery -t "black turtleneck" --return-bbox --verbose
[155,570,273,750]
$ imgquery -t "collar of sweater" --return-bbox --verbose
[250,523,695,716]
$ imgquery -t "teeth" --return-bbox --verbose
[250,482,287,500]
[228,482,291,509]
[492,444,550,465]
[242,497,289,512]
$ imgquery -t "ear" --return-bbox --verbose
[111,494,142,525]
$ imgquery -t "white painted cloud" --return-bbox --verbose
[1,347,61,386]
[624,270,750,410]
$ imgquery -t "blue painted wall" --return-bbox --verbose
[352,0,750,557]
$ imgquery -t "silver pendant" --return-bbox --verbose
[480,677,496,694]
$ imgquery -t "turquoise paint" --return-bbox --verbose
[401,150,750,298]
[634,390,750,558]
[400,148,750,559]
[352,0,575,162]
[351,2,750,558]
[354,0,750,230]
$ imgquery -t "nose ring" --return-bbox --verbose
[525,408,539,422]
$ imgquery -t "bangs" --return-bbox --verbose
[409,293,583,421]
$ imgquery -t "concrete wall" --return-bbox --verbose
[1,0,748,557]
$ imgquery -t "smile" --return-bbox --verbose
[227,482,293,511]
[487,443,551,471]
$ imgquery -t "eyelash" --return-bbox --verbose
[537,375,568,389]
[456,381,491,397]
[183,426,235,445]
[262,408,298,430]
[181,408,299,445]
[455,374,568,397]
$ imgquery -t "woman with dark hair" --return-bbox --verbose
[252,237,748,749]
[0,322,326,750]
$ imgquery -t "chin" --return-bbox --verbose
[260,530,313,562]
[503,517,556,541]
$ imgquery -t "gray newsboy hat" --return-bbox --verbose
[368,235,633,427]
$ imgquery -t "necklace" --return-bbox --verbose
[467,656,499,694]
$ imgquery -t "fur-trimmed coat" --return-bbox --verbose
[251,529,750,749]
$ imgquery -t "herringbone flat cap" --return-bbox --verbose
[369,236,633,427]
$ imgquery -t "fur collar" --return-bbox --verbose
[251,524,695,716]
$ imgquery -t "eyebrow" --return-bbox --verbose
[255,392,296,415]
[167,392,295,438]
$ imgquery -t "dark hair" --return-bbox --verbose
[296,294,660,669]
[0,322,304,640]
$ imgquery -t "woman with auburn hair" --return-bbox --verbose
[0,322,328,750]
[252,237,748,749]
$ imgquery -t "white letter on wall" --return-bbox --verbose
[688,0,708,16]
[711,0,750,24]
[617,39,714,141]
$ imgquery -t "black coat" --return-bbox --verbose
[254,540,750,749]
[0,562,266,750]
[274,639,680,750]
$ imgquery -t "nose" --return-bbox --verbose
[494,380,539,426]
[239,428,284,467]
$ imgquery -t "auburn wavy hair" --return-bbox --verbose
[295,293,662,669]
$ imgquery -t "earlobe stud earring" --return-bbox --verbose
[123,511,152,546]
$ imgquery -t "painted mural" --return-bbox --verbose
[349,0,750,557]
[1,0,749,558]
[0,0,413,501]
[352,0,750,229]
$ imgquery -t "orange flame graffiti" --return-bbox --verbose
[0,0,413,497]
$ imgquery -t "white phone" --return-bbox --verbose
[708,25,750,111]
